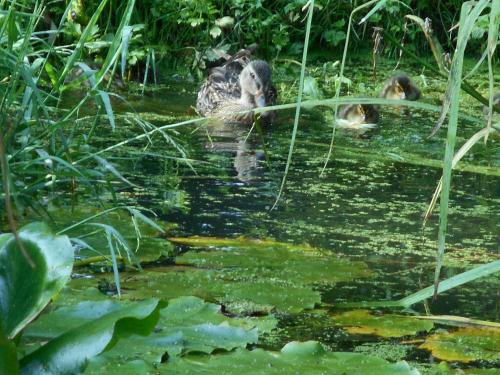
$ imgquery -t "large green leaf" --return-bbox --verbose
[0,222,74,339]
[20,298,163,375]
[161,341,420,374]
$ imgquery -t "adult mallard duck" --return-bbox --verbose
[196,58,277,125]
[380,74,421,101]
[337,103,379,131]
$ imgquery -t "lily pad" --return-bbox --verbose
[120,268,322,314]
[0,222,74,338]
[333,310,434,338]
[176,246,370,286]
[161,340,420,374]
[24,296,275,374]
[420,327,500,363]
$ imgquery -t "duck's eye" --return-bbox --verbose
[250,72,256,79]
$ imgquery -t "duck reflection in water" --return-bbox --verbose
[204,120,266,183]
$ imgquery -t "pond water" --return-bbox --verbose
[52,55,500,370]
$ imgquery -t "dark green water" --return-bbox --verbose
[53,56,500,369]
[124,58,499,319]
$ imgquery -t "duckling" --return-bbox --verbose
[380,74,421,101]
[196,59,277,125]
[337,103,379,131]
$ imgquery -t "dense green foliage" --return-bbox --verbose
[44,0,490,77]
[0,0,498,373]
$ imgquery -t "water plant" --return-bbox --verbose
[1,0,499,373]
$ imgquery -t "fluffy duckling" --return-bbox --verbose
[196,59,277,125]
[337,104,379,131]
[380,74,421,101]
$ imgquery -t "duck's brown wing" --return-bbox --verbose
[196,65,242,116]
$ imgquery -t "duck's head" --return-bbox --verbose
[386,77,407,100]
[386,75,421,101]
[343,104,379,124]
[239,60,272,108]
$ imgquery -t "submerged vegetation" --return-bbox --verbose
[1,0,499,374]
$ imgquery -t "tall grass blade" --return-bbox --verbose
[121,25,133,79]
[358,0,388,25]
[272,0,314,209]
[485,0,500,143]
[96,0,136,85]
[433,0,490,297]
[142,49,151,95]
[97,90,116,130]
[423,127,495,225]
[321,0,385,175]
[405,15,447,74]
[55,0,110,90]
[339,260,500,309]
[400,260,500,308]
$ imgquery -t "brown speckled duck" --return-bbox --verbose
[196,57,277,125]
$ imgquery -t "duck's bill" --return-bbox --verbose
[255,94,267,108]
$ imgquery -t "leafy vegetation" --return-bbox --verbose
[1,0,499,373]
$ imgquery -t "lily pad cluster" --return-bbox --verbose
[22,296,275,373]
[163,236,370,313]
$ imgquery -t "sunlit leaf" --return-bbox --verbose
[215,16,234,28]
[209,25,222,38]
[332,310,434,338]
[420,327,500,363]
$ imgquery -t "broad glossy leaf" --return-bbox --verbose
[332,310,434,338]
[162,341,420,374]
[0,222,73,338]
[420,327,500,363]
[20,299,163,375]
